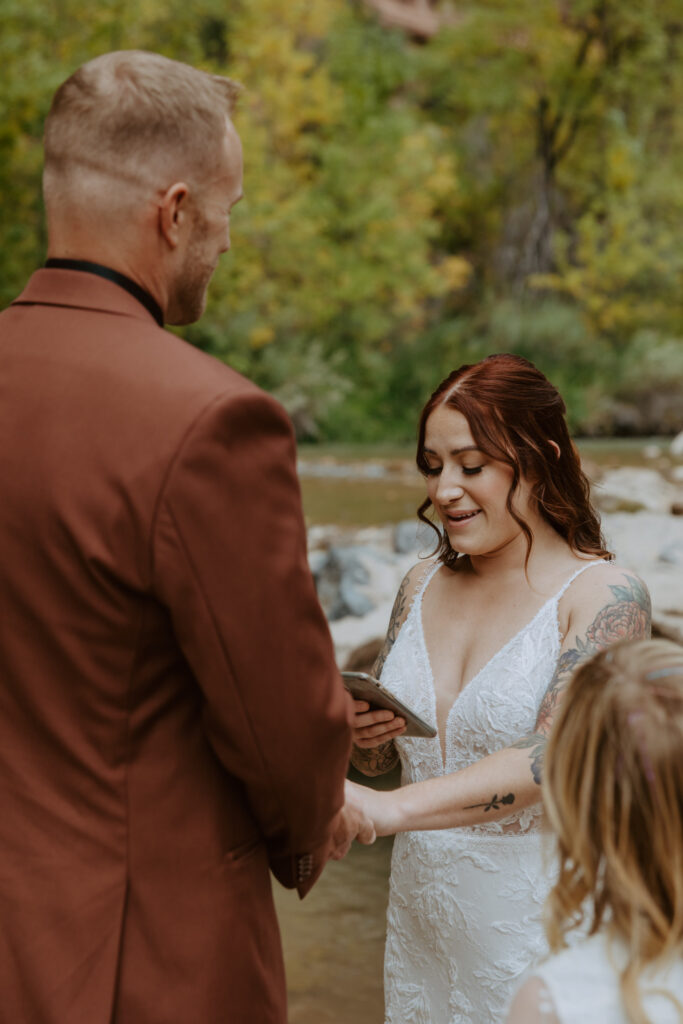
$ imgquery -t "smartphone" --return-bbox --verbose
[341,671,437,739]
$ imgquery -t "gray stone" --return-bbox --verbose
[671,431,683,458]
[313,545,400,621]
[657,542,683,566]
[593,467,679,514]
[338,577,374,617]
[393,518,440,555]
[307,550,328,580]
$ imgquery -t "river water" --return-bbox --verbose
[274,834,393,1024]
[275,762,400,1024]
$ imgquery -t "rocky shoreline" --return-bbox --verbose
[307,457,683,664]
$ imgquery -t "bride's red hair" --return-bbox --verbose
[416,353,611,568]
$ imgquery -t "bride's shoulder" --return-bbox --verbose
[567,558,648,599]
[561,558,651,638]
[398,558,441,604]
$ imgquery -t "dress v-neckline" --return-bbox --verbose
[415,560,604,768]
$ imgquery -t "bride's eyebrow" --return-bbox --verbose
[423,445,482,456]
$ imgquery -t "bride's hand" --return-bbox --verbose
[352,699,406,749]
[344,778,402,838]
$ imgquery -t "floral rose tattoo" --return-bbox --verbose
[512,574,651,785]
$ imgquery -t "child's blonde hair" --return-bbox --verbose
[543,638,683,1024]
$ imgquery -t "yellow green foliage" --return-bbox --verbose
[0,0,681,438]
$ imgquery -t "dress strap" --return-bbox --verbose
[412,560,442,605]
[554,559,609,603]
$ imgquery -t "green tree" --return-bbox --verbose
[1,0,680,438]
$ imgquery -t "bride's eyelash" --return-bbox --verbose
[423,465,483,477]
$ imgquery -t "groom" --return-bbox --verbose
[0,51,372,1023]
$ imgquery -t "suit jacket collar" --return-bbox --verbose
[10,268,164,328]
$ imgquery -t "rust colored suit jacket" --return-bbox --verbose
[0,268,352,1023]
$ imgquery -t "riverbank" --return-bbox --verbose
[303,453,683,664]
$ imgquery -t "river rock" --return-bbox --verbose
[393,518,440,555]
[318,511,683,663]
[313,543,411,622]
[593,467,681,514]
[671,431,683,458]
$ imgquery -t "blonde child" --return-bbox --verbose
[507,638,683,1023]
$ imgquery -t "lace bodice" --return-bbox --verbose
[382,559,609,1024]
[528,933,683,1023]
[381,560,605,834]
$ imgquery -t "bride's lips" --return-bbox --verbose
[445,509,481,527]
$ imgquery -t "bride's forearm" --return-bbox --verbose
[371,742,544,834]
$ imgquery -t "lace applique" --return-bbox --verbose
[380,561,607,1023]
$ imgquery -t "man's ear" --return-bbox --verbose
[548,440,561,459]
[158,182,190,248]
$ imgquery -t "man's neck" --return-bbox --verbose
[44,257,165,326]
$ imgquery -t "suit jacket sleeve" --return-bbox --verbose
[152,386,352,893]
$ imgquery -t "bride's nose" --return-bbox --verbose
[435,471,465,505]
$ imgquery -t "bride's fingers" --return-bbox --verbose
[355,718,404,738]
[354,719,406,748]
[354,708,396,729]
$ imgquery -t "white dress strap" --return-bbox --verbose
[553,559,609,603]
[401,559,442,627]
[413,559,442,603]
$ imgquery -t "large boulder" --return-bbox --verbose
[312,542,408,622]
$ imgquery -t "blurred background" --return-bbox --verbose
[2,0,682,443]
[3,2,682,1020]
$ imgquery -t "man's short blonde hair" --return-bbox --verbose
[44,50,240,205]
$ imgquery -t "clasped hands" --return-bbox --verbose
[330,781,405,860]
[329,781,376,860]
[330,779,403,860]
[329,698,408,861]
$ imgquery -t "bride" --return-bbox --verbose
[347,354,651,1024]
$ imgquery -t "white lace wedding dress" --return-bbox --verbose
[381,559,605,1024]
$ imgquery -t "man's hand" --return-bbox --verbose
[328,786,377,860]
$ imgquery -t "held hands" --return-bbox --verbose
[328,699,407,860]
[352,699,406,749]
[329,784,377,860]
[344,778,401,838]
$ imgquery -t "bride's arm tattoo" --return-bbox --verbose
[350,739,399,776]
[373,573,409,679]
[350,572,411,777]
[464,792,515,812]
[512,574,650,785]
